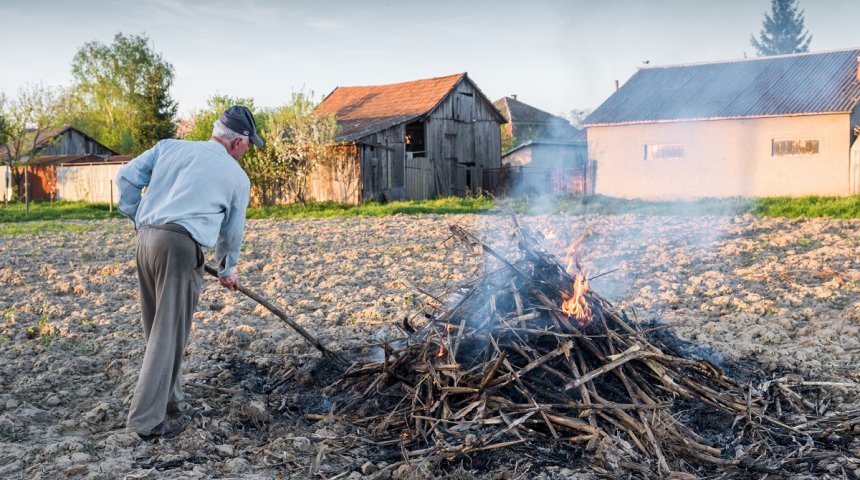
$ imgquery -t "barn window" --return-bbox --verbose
[772,139,819,156]
[405,121,426,156]
[644,144,684,160]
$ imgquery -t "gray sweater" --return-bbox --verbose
[116,139,250,277]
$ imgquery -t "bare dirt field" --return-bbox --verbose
[1,213,859,479]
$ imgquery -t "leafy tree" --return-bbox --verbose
[183,95,257,142]
[750,0,812,56]
[0,84,64,212]
[566,108,593,129]
[0,93,8,147]
[67,32,177,155]
[500,125,516,153]
[258,92,338,205]
[182,93,338,205]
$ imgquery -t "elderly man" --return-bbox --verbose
[116,106,263,440]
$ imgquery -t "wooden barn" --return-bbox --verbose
[584,48,860,198]
[315,73,506,202]
[0,125,117,200]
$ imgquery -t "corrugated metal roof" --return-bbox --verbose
[585,48,860,126]
[316,74,466,141]
[502,139,586,157]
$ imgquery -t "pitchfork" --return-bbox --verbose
[204,265,349,368]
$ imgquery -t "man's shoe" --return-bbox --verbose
[138,414,192,441]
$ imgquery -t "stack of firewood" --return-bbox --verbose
[328,214,859,477]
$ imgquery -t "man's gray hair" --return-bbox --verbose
[212,119,248,143]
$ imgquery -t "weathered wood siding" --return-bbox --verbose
[306,144,362,204]
[40,129,115,156]
[356,124,406,201]
[424,79,501,197]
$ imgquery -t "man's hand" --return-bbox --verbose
[218,274,240,291]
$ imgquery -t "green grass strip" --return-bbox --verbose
[0,201,122,223]
[3,195,860,224]
[247,196,495,219]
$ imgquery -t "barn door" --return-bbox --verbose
[406,154,432,200]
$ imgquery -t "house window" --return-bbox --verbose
[644,144,684,160]
[772,139,819,156]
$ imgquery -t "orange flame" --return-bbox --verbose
[437,344,447,358]
[561,272,592,325]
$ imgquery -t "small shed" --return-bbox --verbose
[315,73,506,202]
[0,125,118,200]
[489,140,588,196]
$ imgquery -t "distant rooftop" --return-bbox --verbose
[317,73,469,141]
[585,48,860,126]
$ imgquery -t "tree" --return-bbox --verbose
[183,95,257,142]
[67,32,177,155]
[0,84,64,213]
[183,95,274,202]
[566,108,593,129]
[750,0,812,56]
[0,93,8,147]
[500,125,516,153]
[259,92,338,205]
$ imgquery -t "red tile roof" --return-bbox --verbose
[317,73,466,141]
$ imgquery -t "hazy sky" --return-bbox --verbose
[0,0,856,119]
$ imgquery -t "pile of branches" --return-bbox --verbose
[331,215,859,477]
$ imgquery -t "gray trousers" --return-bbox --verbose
[126,224,203,434]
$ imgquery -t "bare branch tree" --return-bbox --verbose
[0,84,64,213]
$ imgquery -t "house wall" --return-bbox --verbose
[424,80,501,197]
[41,129,114,156]
[530,144,587,170]
[56,163,126,202]
[589,113,852,198]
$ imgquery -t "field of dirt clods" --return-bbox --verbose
[1,213,859,479]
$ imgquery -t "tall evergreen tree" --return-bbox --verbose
[750,0,812,56]
[67,33,177,155]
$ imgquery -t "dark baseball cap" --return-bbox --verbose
[220,105,264,147]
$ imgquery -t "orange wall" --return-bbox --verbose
[588,113,852,198]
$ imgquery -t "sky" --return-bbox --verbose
[0,0,857,120]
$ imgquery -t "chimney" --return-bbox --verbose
[614,80,620,91]
[511,94,517,100]
[856,56,860,82]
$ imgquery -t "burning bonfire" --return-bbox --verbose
[329,214,859,477]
